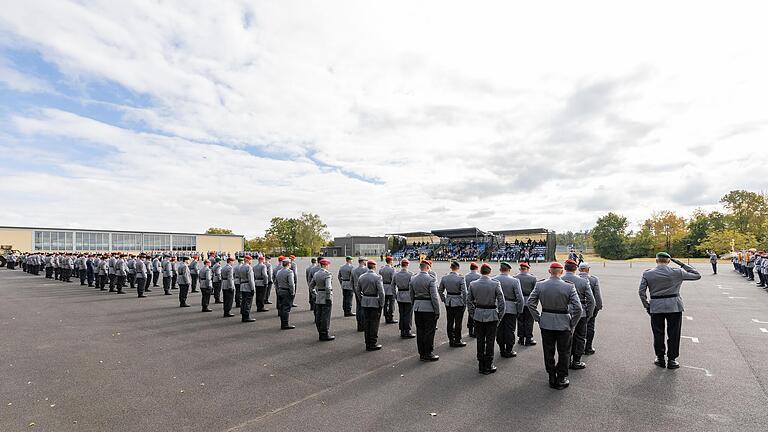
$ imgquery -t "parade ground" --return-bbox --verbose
[2,260,768,432]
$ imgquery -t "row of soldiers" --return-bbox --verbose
[732,249,768,288]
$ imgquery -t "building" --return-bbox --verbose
[0,226,244,254]
[321,235,387,258]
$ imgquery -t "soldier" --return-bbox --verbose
[86,254,95,287]
[77,254,87,285]
[746,249,756,281]
[467,263,505,374]
[306,258,318,311]
[212,258,223,303]
[578,263,603,355]
[170,256,178,289]
[134,253,148,297]
[379,256,398,324]
[761,252,768,289]
[492,262,525,358]
[197,259,213,312]
[114,255,127,293]
[238,256,256,322]
[394,258,415,338]
[708,250,718,275]
[352,257,368,331]
[526,262,583,389]
[515,262,538,346]
[44,254,53,279]
[359,260,385,351]
[151,255,161,287]
[338,256,355,317]
[97,255,108,290]
[189,255,199,293]
[311,258,336,341]
[562,259,595,370]
[143,256,153,293]
[220,257,236,317]
[276,259,297,329]
[438,261,467,347]
[160,255,172,294]
[127,254,136,289]
[253,256,270,312]
[410,260,440,361]
[177,256,192,308]
[53,253,61,280]
[639,252,701,369]
[264,256,274,305]
[756,252,764,287]
[234,257,243,308]
[464,262,481,338]
[289,255,299,307]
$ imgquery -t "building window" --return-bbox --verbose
[171,235,196,251]
[34,231,74,251]
[143,234,170,252]
[112,233,142,252]
[354,243,385,256]
[75,232,109,251]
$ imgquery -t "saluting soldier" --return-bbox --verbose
[438,261,467,347]
[578,263,603,355]
[379,256,397,324]
[467,263,505,374]
[394,258,415,338]
[492,262,525,358]
[410,260,441,361]
[359,260,385,351]
[253,256,270,312]
[464,262,481,338]
[177,256,192,308]
[562,259,595,370]
[515,262,538,346]
[134,254,148,298]
[526,262,583,389]
[338,256,355,317]
[276,259,297,329]
[220,257,236,317]
[639,252,701,369]
[189,255,199,293]
[238,256,256,322]
[199,260,214,313]
[352,257,369,331]
[311,258,336,341]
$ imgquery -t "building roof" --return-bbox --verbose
[387,231,435,237]
[491,228,552,236]
[0,226,244,238]
[430,227,488,238]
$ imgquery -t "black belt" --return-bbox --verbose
[651,294,678,299]
[542,308,568,314]
[504,296,517,302]
[317,288,327,291]
[383,281,392,284]
[341,279,350,282]
[363,293,379,297]
[476,305,496,309]
[221,277,229,280]
[414,297,432,301]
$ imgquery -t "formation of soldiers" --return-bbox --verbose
[732,249,768,289]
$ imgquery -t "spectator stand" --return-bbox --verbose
[486,228,556,262]
[429,227,492,262]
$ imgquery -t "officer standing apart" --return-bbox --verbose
[276,259,297,329]
[338,256,355,317]
[578,263,602,355]
[562,259,595,370]
[394,258,415,338]
[492,262,525,358]
[526,262,583,389]
[707,250,718,275]
[466,263,505,374]
[515,262,538,346]
[639,252,701,369]
[438,261,467,347]
[311,258,335,341]
[358,260,385,351]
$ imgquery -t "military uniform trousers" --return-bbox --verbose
[398,301,413,335]
[255,285,267,311]
[116,275,126,292]
[152,271,160,287]
[145,275,152,292]
[747,266,755,280]
[363,306,382,348]
[265,281,273,303]
[162,276,171,294]
[541,328,572,377]
[128,273,135,289]
[383,294,396,322]
[201,288,212,310]
[315,299,332,338]
[475,320,498,366]
[445,305,465,343]
[571,315,588,361]
[98,275,108,290]
[711,262,717,274]
[178,284,190,306]
[79,269,87,285]
[517,305,535,340]
[171,274,177,289]
[586,310,599,351]
[86,269,95,287]
[213,281,222,303]
[342,288,354,314]
[135,276,146,296]
[355,293,365,330]
[222,288,234,316]
[45,267,53,279]
[415,311,438,357]
[309,289,316,311]
[277,289,294,327]
[240,290,254,321]
[651,311,682,360]
[235,284,242,307]
[191,274,198,292]
[54,267,61,280]
[108,273,116,290]
[497,314,517,355]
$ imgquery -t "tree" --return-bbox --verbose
[720,190,768,239]
[627,226,655,258]
[264,213,331,256]
[206,227,233,235]
[642,210,687,253]
[687,209,727,256]
[698,229,757,255]
[591,213,628,259]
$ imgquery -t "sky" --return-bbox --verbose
[1,0,767,239]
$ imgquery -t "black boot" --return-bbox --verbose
[548,372,558,388]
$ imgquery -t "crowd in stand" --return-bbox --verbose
[393,242,436,260]
[491,239,547,262]
[433,240,489,261]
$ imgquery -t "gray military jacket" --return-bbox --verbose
[127,258,135,274]
[351,265,368,293]
[579,272,603,311]
[108,257,117,275]
[338,263,354,291]
[492,273,525,315]
[276,267,296,296]
[563,271,595,318]
[220,264,235,290]
[114,259,126,276]
[189,259,198,275]
[199,266,212,289]
[306,264,318,284]
[212,263,222,283]
[239,264,256,292]
[253,263,269,287]
[526,276,583,331]
[310,268,333,305]
[393,269,414,303]
[358,270,385,308]
[639,263,701,313]
[265,263,273,285]
[514,272,538,298]
[409,271,440,315]
[379,265,396,296]
[162,260,173,277]
[438,272,467,307]
[134,259,147,279]
[152,258,161,272]
[98,260,108,275]
[233,263,241,285]
[177,263,191,285]
[467,275,504,322]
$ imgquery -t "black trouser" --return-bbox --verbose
[445,305,465,342]
[128,273,135,289]
[116,275,126,291]
[541,328,572,377]
[240,291,254,320]
[79,269,86,285]
[363,306,382,348]
[145,275,152,291]
[586,310,599,349]
[108,274,116,290]
[222,289,234,315]
[255,285,267,310]
[355,293,365,330]
[213,281,222,302]
[747,267,755,280]
[135,277,146,296]
[54,267,60,279]
[191,274,198,292]
[61,268,70,281]
[45,267,53,278]
[87,269,94,286]
[414,311,438,356]
[467,314,475,335]
[178,284,189,305]
[757,270,765,286]
[711,263,717,274]
[171,274,177,289]
[152,271,160,286]
[383,294,396,322]
[277,291,293,327]
[733,262,739,271]
[98,274,107,289]
[475,320,498,364]
[571,316,588,361]
[315,300,332,337]
[162,276,171,293]
[342,289,353,314]
[651,312,682,360]
[309,289,316,311]
[235,284,241,307]
[518,305,535,340]
[497,314,517,354]
[265,282,272,303]
[398,301,413,334]
[201,288,212,310]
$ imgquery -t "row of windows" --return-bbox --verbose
[355,243,386,256]
[34,231,197,252]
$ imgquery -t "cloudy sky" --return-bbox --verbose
[1,1,767,238]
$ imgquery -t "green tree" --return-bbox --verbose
[686,209,727,255]
[627,226,655,258]
[698,229,757,255]
[641,210,687,253]
[205,227,233,235]
[296,213,331,255]
[591,212,628,259]
[720,190,768,239]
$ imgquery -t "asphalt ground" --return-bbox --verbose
[1,259,768,432]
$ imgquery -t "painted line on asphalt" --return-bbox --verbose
[684,316,693,320]
[682,365,713,377]
[760,328,768,334]
[682,336,700,343]
[728,296,747,299]
[751,319,768,324]
[720,292,730,295]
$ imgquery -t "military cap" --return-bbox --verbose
[578,262,590,270]
[278,255,286,261]
[345,256,353,260]
[519,262,530,269]
[319,258,331,265]
[258,255,265,261]
[204,259,211,264]
[500,261,512,270]
[469,262,479,270]
[282,259,291,265]
[180,256,189,261]
[564,259,578,266]
[290,255,296,259]
[549,262,564,269]
[366,260,377,266]
[480,263,492,270]
[450,261,460,268]
[656,252,671,259]
[215,258,221,262]
[244,255,253,260]
[358,257,367,262]
[400,258,409,265]
[227,257,234,262]
[237,257,244,262]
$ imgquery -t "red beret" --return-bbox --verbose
[258,256,265,261]
[519,262,530,268]
[400,258,409,264]
[319,259,331,265]
[550,262,564,269]
[290,255,296,259]
[366,260,377,266]
[564,259,578,266]
[481,263,492,270]
[278,256,285,261]
[192,255,199,259]
[204,260,211,264]
[425,260,433,266]
[469,262,479,270]
[420,260,430,266]
[244,255,253,260]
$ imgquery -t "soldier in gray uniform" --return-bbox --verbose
[338,256,355,317]
[311,258,336,341]
[189,255,199,292]
[270,257,282,307]
[127,255,136,289]
[578,262,603,355]
[467,263,505,374]
[358,260,385,351]
[212,258,223,303]
[289,256,299,307]
[97,255,108,290]
[253,256,270,312]
[238,256,256,322]
[234,257,243,308]
[79,254,88,285]
[410,260,441,361]
[306,258,318,311]
[134,254,148,297]
[526,262,583,389]
[161,256,173,295]
[151,255,161,287]
[492,262,525,358]
[562,259,595,369]
[144,256,153,293]
[707,250,718,275]
[464,262,481,338]
[264,257,274,305]
[394,259,415,338]
[44,254,53,279]
[220,257,236,316]
[515,262,538,346]
[761,252,768,289]
[199,259,213,312]
[114,255,127,293]
[639,252,701,369]
[439,261,468,347]
[108,254,118,290]
[379,256,398,324]
[170,257,178,289]
[86,254,96,287]
[177,256,192,308]
[351,257,369,331]
[276,259,297,329]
